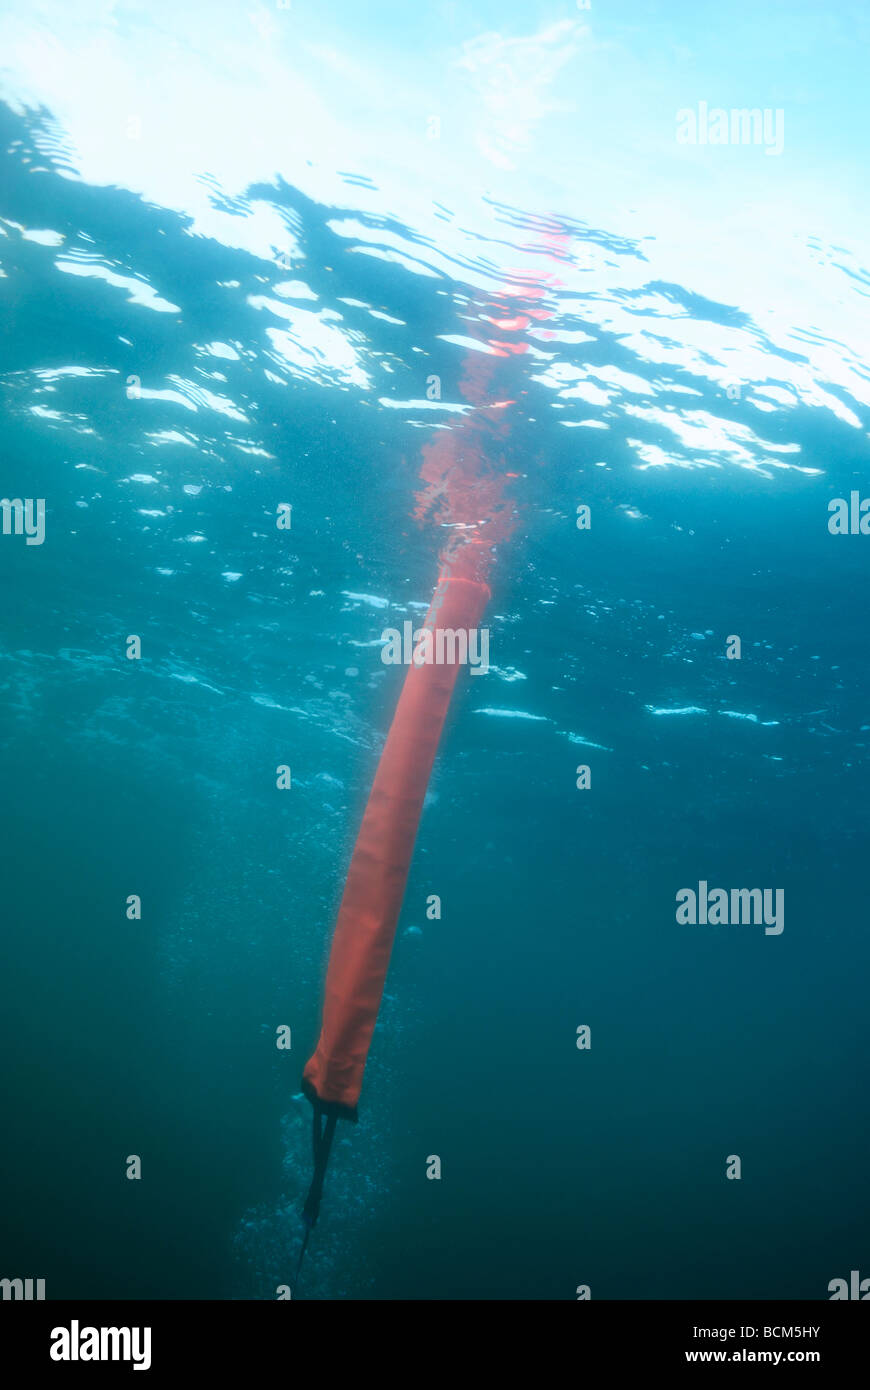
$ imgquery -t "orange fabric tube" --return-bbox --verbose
[303,560,490,1116]
[301,240,568,1118]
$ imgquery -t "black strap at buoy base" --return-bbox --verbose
[295,1103,339,1282]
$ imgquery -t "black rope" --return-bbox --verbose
[295,1103,338,1283]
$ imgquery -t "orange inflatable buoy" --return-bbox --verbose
[297,234,566,1273]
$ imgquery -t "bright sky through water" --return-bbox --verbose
[2,0,870,466]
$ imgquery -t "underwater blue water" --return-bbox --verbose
[1,1,868,1299]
